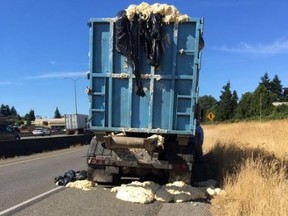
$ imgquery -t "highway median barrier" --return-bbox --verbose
[0,134,94,158]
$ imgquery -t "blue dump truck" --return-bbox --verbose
[86,5,204,184]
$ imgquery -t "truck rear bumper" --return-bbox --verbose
[87,156,192,171]
[87,158,192,184]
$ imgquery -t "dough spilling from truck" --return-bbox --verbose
[63,179,223,203]
[111,181,207,204]
[125,2,189,23]
[115,2,190,96]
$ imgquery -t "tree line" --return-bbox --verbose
[0,106,62,126]
[199,72,288,122]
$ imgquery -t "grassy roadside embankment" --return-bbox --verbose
[202,120,288,216]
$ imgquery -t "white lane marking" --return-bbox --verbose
[0,186,65,216]
[0,147,86,168]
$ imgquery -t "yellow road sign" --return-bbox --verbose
[207,112,215,121]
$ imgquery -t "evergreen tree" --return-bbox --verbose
[235,92,254,119]
[270,74,283,101]
[0,104,11,116]
[10,106,18,116]
[216,81,238,121]
[253,84,273,117]
[0,104,5,116]
[25,109,35,124]
[231,90,239,118]
[259,72,271,91]
[54,107,62,118]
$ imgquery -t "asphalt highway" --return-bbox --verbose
[0,146,211,216]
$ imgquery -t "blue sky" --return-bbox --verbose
[1,0,288,118]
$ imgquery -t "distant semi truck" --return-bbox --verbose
[65,114,88,135]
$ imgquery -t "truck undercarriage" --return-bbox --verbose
[86,133,195,184]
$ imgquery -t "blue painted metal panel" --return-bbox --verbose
[112,79,130,127]
[88,18,204,135]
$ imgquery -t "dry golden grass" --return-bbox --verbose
[202,120,288,216]
[204,120,288,159]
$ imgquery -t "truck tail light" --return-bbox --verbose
[88,157,105,165]
[172,162,188,171]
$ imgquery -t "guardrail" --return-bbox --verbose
[0,134,94,158]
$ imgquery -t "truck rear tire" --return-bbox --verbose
[168,170,192,185]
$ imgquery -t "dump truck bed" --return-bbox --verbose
[88,18,204,135]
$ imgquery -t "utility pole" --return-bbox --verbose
[64,77,82,114]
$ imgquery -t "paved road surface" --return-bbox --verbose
[0,146,211,216]
[0,147,87,212]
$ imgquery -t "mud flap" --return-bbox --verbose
[87,136,118,183]
[88,166,120,183]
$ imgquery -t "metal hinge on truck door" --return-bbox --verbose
[178,49,194,55]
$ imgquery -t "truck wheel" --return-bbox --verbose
[168,170,192,185]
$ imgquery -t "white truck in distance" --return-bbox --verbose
[65,114,88,135]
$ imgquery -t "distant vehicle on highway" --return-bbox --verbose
[65,114,88,135]
[0,124,21,141]
[32,127,51,136]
